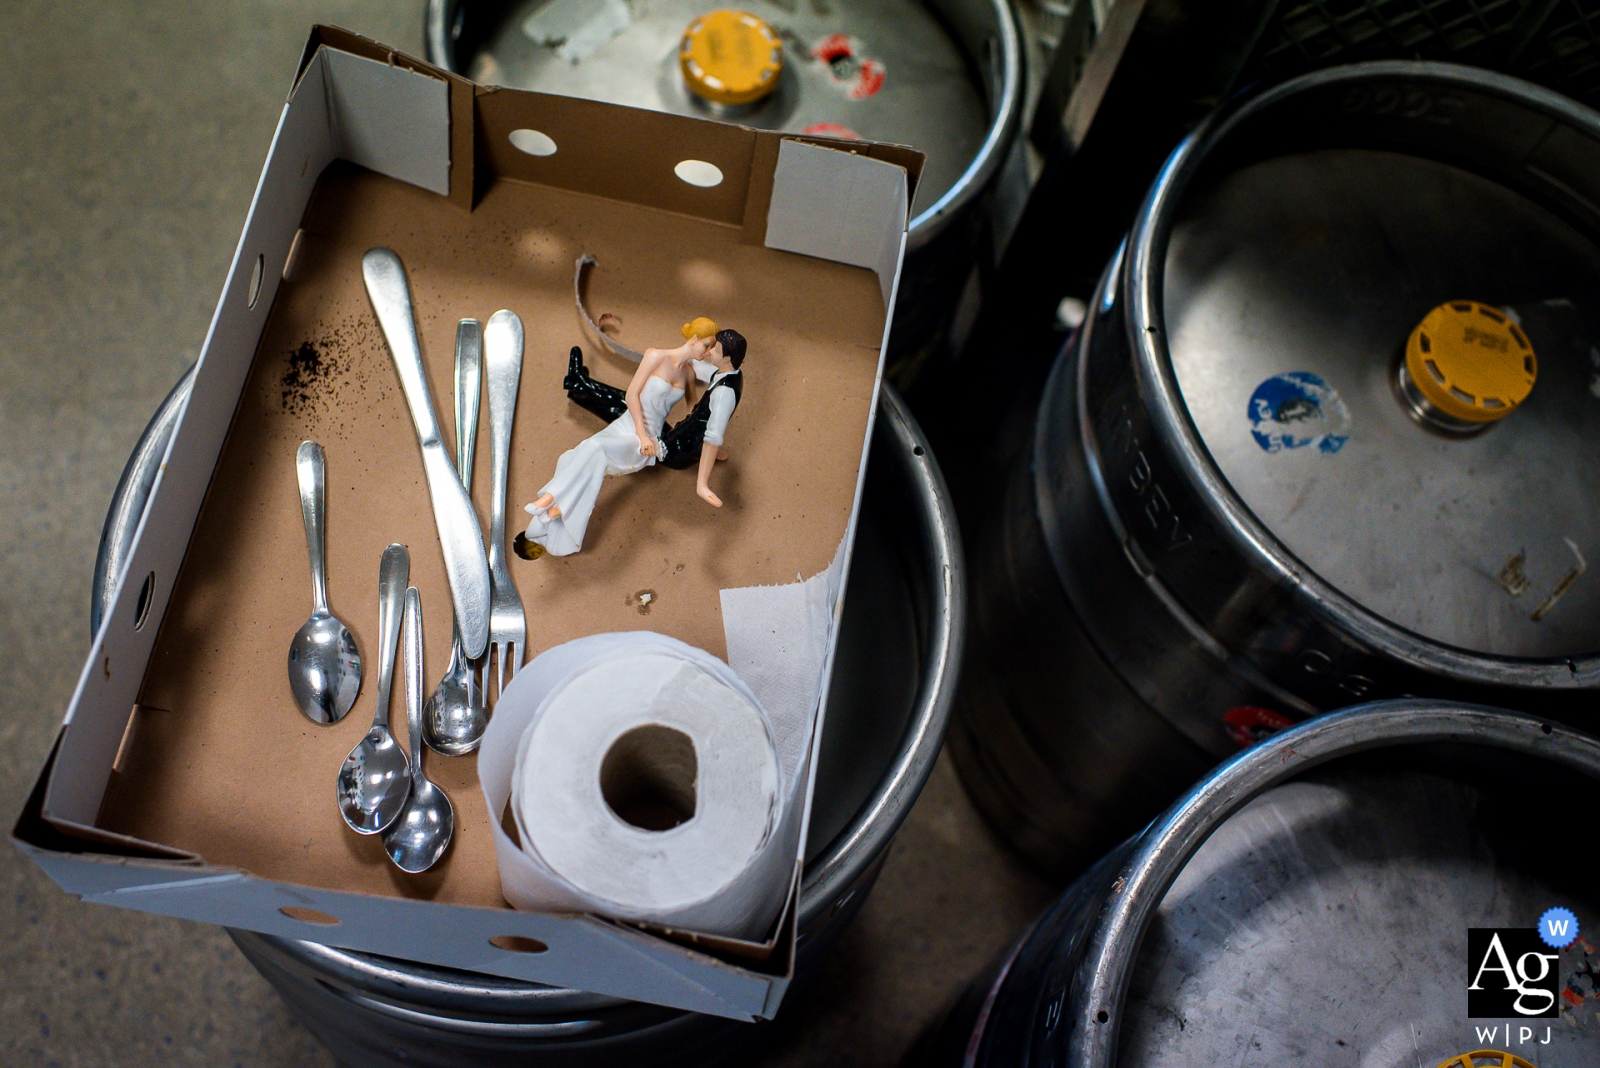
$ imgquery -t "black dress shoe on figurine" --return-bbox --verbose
[562,345,587,391]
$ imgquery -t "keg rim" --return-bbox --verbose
[1124,60,1600,688]
[423,0,1026,251]
[1065,698,1600,1066]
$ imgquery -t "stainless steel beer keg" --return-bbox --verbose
[952,62,1600,877]
[922,701,1600,1068]
[94,379,964,1068]
[424,0,1026,386]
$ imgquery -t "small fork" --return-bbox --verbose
[482,310,527,699]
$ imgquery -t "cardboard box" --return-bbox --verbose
[13,26,920,1021]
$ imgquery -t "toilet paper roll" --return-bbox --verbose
[479,632,800,940]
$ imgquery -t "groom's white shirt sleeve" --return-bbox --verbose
[704,378,737,447]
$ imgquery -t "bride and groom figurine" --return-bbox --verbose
[515,318,747,558]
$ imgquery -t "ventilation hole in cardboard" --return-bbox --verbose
[490,935,549,954]
[509,129,558,157]
[674,160,724,188]
[247,253,264,309]
[280,906,340,925]
[599,724,698,831]
[133,571,155,631]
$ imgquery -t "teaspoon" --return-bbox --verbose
[288,440,361,724]
[336,544,412,834]
[384,585,456,873]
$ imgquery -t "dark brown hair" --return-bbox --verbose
[717,329,747,370]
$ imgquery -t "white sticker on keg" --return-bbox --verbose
[522,0,631,64]
[1248,372,1350,454]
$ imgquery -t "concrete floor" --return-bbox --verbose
[0,4,1056,1065]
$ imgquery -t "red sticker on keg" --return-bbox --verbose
[811,34,886,100]
[1223,706,1295,748]
[802,121,861,140]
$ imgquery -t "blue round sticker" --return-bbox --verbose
[1247,372,1351,454]
[1539,906,1579,948]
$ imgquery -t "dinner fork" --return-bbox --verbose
[483,309,527,698]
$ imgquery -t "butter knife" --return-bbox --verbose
[361,247,492,659]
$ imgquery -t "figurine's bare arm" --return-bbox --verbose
[627,350,667,457]
[696,445,724,507]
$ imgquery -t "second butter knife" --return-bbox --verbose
[361,247,492,660]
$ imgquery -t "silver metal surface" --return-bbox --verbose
[338,544,414,835]
[439,0,1013,241]
[952,62,1600,880]
[287,440,362,725]
[938,702,1600,1067]
[1069,703,1600,1068]
[91,364,193,639]
[383,586,456,873]
[431,0,1027,388]
[1164,147,1600,657]
[1117,767,1591,1066]
[218,385,963,1067]
[1105,62,1600,713]
[425,320,489,756]
[362,247,494,660]
[483,309,526,700]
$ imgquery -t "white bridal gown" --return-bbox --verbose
[523,374,685,556]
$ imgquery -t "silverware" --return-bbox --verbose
[484,309,527,699]
[361,247,493,660]
[287,440,362,724]
[425,320,489,756]
[383,585,455,873]
[336,544,412,834]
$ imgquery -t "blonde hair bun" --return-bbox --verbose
[681,316,720,340]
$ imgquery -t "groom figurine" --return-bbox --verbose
[560,323,747,506]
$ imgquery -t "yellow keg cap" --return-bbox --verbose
[679,10,783,107]
[1404,300,1537,424]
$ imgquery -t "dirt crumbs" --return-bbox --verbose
[280,340,343,416]
[273,317,387,436]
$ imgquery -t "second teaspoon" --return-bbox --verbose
[336,544,411,834]
[384,586,456,873]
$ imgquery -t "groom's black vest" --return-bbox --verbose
[661,371,742,469]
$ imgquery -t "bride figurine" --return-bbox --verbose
[520,318,745,558]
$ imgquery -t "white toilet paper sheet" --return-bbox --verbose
[719,539,848,785]
[478,545,848,940]
[479,634,795,939]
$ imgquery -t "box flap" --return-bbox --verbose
[765,138,910,306]
[321,48,450,197]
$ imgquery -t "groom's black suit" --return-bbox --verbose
[561,346,743,470]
